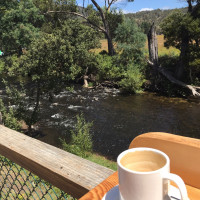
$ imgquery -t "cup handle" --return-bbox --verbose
[163,173,189,200]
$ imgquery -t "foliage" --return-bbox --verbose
[0,0,44,55]
[2,18,100,131]
[161,7,200,84]
[119,64,146,94]
[0,59,5,74]
[95,54,122,82]
[87,4,124,37]
[106,8,124,39]
[85,153,117,171]
[33,0,76,12]
[0,99,21,131]
[140,21,152,34]
[112,18,146,93]
[54,19,101,79]
[61,113,93,158]
[85,4,102,31]
[19,32,79,92]
[84,0,126,55]
[34,0,78,33]
[3,80,38,131]
[160,11,197,50]
[114,18,146,66]
[126,8,187,34]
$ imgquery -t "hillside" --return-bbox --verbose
[125,7,187,34]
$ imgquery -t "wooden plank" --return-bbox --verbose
[0,125,114,199]
[129,132,200,189]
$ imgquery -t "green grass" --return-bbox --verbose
[86,153,117,171]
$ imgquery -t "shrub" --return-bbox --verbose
[61,113,93,158]
[0,99,21,131]
[119,64,146,94]
[96,54,122,82]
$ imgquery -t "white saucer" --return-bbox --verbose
[102,185,181,200]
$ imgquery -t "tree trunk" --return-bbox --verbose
[187,0,193,12]
[147,22,158,65]
[147,22,160,88]
[176,35,189,80]
[0,112,3,125]
[105,32,115,56]
[28,81,41,132]
[91,0,115,56]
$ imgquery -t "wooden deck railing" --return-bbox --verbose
[0,125,114,199]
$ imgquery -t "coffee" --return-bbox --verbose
[120,151,166,172]
[118,148,189,200]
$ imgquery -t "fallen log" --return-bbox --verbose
[147,60,200,97]
[147,23,200,97]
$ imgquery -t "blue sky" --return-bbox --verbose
[77,0,188,13]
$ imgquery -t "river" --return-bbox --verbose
[32,85,200,160]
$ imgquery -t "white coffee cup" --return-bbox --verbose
[117,147,189,200]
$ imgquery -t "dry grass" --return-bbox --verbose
[156,35,180,56]
[92,35,180,56]
[91,39,109,53]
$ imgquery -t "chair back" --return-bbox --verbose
[129,132,200,189]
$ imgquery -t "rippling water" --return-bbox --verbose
[34,85,200,160]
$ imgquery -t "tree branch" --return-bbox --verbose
[106,0,116,11]
[45,11,106,33]
[147,60,200,97]
[91,0,107,29]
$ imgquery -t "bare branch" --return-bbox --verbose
[45,11,106,33]
[90,0,109,36]
[107,0,116,11]
[91,0,106,22]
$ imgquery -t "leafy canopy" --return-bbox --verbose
[0,0,44,55]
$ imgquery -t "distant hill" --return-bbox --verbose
[125,7,187,34]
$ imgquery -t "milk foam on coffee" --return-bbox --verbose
[120,151,166,172]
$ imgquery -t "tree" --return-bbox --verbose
[161,1,200,80]
[148,22,200,97]
[5,19,100,132]
[114,18,146,93]
[115,18,146,66]
[88,0,118,56]
[46,0,132,56]
[0,0,44,56]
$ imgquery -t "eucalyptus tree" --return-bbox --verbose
[75,0,134,55]
[46,0,133,56]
